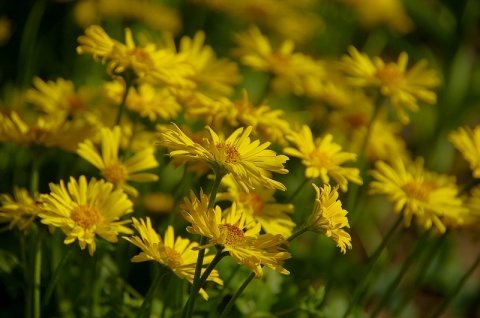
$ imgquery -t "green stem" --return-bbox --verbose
[182,170,225,318]
[286,178,311,203]
[210,265,241,318]
[393,232,449,316]
[430,247,480,318]
[115,74,134,126]
[197,250,227,292]
[342,214,403,318]
[287,226,308,243]
[32,229,43,318]
[219,272,255,318]
[370,230,431,318]
[42,244,75,310]
[136,266,167,318]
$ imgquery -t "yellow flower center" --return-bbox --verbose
[216,142,242,163]
[68,95,86,112]
[402,182,434,202]
[130,47,154,68]
[103,163,128,184]
[71,204,101,229]
[241,192,265,216]
[376,63,404,87]
[165,246,182,267]
[219,223,246,245]
[311,150,333,168]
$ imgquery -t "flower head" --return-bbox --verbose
[369,158,467,233]
[306,184,352,254]
[39,176,134,255]
[449,125,480,178]
[0,188,41,232]
[77,126,159,197]
[124,217,222,299]
[341,47,440,124]
[180,190,291,278]
[284,125,362,191]
[158,124,289,192]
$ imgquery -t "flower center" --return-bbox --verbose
[345,113,368,128]
[376,63,404,87]
[241,192,265,216]
[216,142,242,163]
[219,223,246,245]
[165,246,182,267]
[102,163,128,185]
[71,204,102,229]
[311,150,333,168]
[130,47,154,68]
[68,95,86,112]
[402,182,434,202]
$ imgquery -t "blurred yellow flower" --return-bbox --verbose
[449,125,480,178]
[341,46,441,124]
[217,175,296,238]
[0,188,40,232]
[77,126,159,197]
[180,190,291,278]
[369,158,467,233]
[39,176,133,255]
[306,184,352,254]
[0,16,12,46]
[284,125,362,191]
[158,124,289,191]
[124,217,222,300]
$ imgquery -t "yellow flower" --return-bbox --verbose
[124,217,222,300]
[158,124,289,191]
[77,126,159,197]
[449,125,480,178]
[306,184,352,254]
[26,77,89,115]
[341,46,441,124]
[0,111,94,152]
[0,16,12,46]
[39,176,133,255]
[76,25,194,88]
[284,125,362,191]
[180,190,291,278]
[369,158,467,233]
[0,188,40,232]
[216,175,295,238]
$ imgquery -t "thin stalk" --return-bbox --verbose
[370,230,431,318]
[393,232,449,316]
[136,266,167,318]
[342,214,403,318]
[42,244,75,310]
[196,250,227,291]
[219,272,255,318]
[115,74,134,126]
[430,248,480,318]
[287,226,308,243]
[182,170,225,318]
[210,265,241,318]
[32,229,43,318]
[286,178,311,203]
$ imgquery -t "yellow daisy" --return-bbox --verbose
[39,176,133,255]
[449,125,480,178]
[77,125,159,197]
[340,46,441,124]
[0,188,40,232]
[216,174,295,238]
[306,184,352,254]
[180,190,291,278]
[284,125,362,191]
[369,158,467,233]
[124,217,223,300]
[158,124,289,191]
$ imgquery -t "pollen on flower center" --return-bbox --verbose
[241,192,265,216]
[216,142,242,163]
[376,64,404,87]
[311,150,333,168]
[165,246,182,267]
[103,163,128,184]
[402,181,434,202]
[219,223,246,245]
[71,204,102,229]
[130,47,153,67]
[68,95,86,112]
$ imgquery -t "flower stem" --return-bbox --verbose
[182,170,225,318]
[32,228,43,318]
[430,247,480,318]
[219,272,255,318]
[370,229,431,318]
[197,250,227,291]
[342,214,403,318]
[115,74,134,126]
[287,226,308,243]
[136,265,167,318]
[42,244,75,310]
[286,178,311,203]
